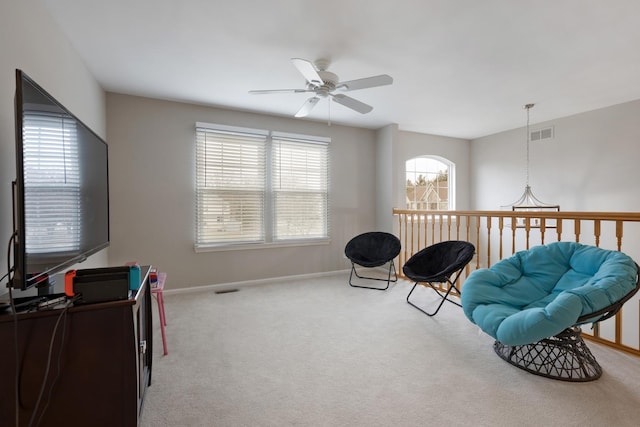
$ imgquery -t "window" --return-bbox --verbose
[272,133,329,240]
[23,111,81,253]
[195,123,329,249]
[405,156,453,210]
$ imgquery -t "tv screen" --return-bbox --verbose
[11,69,109,291]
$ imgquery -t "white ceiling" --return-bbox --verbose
[42,0,640,139]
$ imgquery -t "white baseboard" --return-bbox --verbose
[162,269,350,296]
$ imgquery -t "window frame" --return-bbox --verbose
[405,155,455,211]
[195,123,330,252]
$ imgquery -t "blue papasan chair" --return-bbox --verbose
[461,242,639,381]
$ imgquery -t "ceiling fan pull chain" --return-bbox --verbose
[328,98,332,126]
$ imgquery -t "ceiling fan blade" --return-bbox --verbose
[337,74,393,91]
[249,88,313,94]
[295,97,320,117]
[331,94,373,114]
[292,58,324,86]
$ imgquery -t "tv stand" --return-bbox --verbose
[0,266,153,427]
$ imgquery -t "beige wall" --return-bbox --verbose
[106,93,378,289]
[0,0,108,295]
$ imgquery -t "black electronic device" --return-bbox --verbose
[65,267,132,304]
[9,69,110,293]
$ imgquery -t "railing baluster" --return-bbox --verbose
[475,215,481,269]
[556,219,563,242]
[486,216,492,268]
[465,215,471,245]
[416,214,421,254]
[616,220,623,251]
[498,217,504,260]
[403,213,409,265]
[422,214,426,251]
[410,214,415,257]
[511,215,517,255]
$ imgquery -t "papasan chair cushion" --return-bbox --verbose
[461,242,638,346]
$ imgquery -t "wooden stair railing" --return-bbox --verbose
[392,209,640,357]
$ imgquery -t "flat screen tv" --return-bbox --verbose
[9,69,109,292]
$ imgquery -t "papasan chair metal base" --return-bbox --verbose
[493,327,602,382]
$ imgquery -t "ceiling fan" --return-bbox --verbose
[249,58,393,118]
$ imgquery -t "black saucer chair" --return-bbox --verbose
[345,232,402,290]
[403,240,475,316]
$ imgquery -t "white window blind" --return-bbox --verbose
[195,125,267,246]
[195,124,330,248]
[23,111,81,253]
[272,136,328,240]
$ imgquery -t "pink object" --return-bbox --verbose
[153,272,168,356]
[125,262,168,356]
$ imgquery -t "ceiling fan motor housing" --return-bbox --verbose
[309,70,338,97]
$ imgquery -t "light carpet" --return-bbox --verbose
[140,273,640,426]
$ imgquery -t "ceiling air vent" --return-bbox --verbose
[530,126,554,142]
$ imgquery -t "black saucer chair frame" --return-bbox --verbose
[403,241,475,316]
[349,259,398,291]
[345,232,402,291]
[494,263,640,382]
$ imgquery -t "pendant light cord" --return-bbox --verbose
[524,103,534,187]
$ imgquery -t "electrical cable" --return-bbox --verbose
[30,297,76,427]
[7,231,19,427]
[5,232,76,427]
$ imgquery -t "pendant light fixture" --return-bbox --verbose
[502,103,559,213]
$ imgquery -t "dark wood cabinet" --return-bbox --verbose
[0,266,153,426]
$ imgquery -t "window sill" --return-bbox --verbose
[194,238,331,253]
